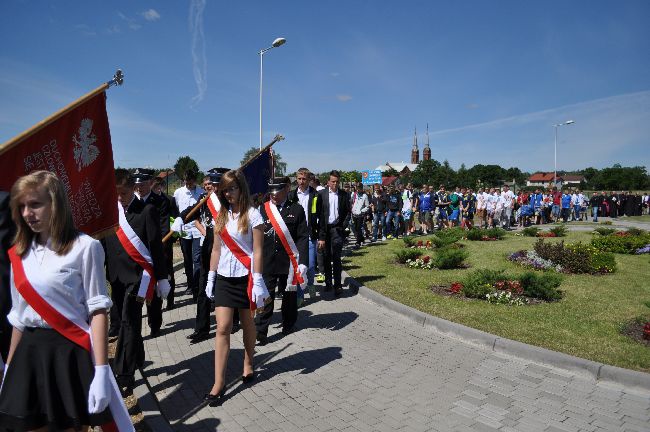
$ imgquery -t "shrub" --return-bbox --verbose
[403,236,416,247]
[591,233,650,254]
[461,269,504,298]
[522,226,540,237]
[516,271,563,301]
[395,248,422,264]
[600,221,612,225]
[549,225,567,237]
[433,248,468,269]
[594,227,616,236]
[434,228,464,245]
[626,227,647,236]
[466,227,506,241]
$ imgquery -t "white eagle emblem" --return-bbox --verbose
[72,118,100,171]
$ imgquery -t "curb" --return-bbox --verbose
[343,270,650,392]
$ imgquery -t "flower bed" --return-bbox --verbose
[466,228,506,241]
[590,231,650,254]
[636,244,650,254]
[533,239,616,274]
[406,248,468,270]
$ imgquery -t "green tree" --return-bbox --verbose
[241,147,286,176]
[174,156,200,180]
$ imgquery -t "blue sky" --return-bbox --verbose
[1,1,649,174]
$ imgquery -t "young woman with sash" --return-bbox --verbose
[204,170,269,405]
[0,171,133,431]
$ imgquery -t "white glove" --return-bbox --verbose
[88,365,112,414]
[170,217,184,233]
[156,279,171,298]
[205,271,216,299]
[297,264,308,282]
[252,272,270,308]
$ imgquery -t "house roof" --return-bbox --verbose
[375,162,418,173]
[528,172,555,182]
[382,176,398,186]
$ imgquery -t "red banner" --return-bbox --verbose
[0,92,118,237]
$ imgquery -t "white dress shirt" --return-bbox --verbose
[328,189,339,224]
[8,234,113,331]
[173,185,205,238]
[216,207,263,277]
[296,187,310,224]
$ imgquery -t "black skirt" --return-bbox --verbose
[0,327,113,432]
[214,274,250,309]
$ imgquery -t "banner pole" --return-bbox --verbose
[162,134,284,244]
[0,69,124,156]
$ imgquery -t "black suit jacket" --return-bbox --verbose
[318,188,351,241]
[260,201,309,275]
[288,186,321,240]
[143,192,170,237]
[0,191,15,359]
[102,198,167,287]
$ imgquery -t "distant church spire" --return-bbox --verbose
[423,123,431,161]
[411,126,419,164]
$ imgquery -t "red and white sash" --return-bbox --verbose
[115,202,156,303]
[264,201,303,286]
[8,246,134,432]
[206,193,256,311]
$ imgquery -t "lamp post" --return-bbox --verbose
[259,37,286,150]
[553,120,575,187]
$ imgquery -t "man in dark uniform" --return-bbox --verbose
[134,169,165,336]
[317,170,351,297]
[103,169,168,392]
[256,177,309,345]
[151,176,179,310]
[0,191,15,365]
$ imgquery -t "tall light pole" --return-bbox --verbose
[554,120,575,187]
[259,37,286,150]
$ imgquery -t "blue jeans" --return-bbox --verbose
[552,204,560,218]
[373,212,385,240]
[386,210,399,237]
[592,206,599,222]
[573,205,580,221]
[307,238,317,285]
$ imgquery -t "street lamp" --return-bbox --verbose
[553,120,575,187]
[259,37,286,150]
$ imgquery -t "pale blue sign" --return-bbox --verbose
[361,170,382,185]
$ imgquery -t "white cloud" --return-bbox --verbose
[336,94,352,102]
[330,72,340,77]
[106,24,121,34]
[189,0,207,109]
[142,9,161,22]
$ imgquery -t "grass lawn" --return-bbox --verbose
[344,231,650,372]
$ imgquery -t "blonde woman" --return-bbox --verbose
[204,170,269,404]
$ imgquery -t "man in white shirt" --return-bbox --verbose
[351,183,370,248]
[173,170,204,301]
[501,185,515,230]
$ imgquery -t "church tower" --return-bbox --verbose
[423,122,431,161]
[411,126,419,164]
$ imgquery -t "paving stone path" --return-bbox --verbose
[140,268,650,432]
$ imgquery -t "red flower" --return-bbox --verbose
[422,255,431,263]
[506,280,523,294]
[417,240,423,247]
[449,282,463,293]
[644,322,650,339]
[615,231,629,237]
[495,280,505,289]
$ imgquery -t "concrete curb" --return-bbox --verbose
[344,270,650,391]
[134,368,174,432]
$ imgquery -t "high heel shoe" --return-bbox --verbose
[242,373,255,384]
[204,388,225,406]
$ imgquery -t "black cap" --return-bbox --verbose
[133,168,154,184]
[268,176,290,192]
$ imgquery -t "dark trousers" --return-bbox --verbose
[195,236,214,334]
[112,282,145,385]
[324,226,344,288]
[180,237,201,296]
[164,240,176,307]
[146,294,162,332]
[255,274,296,335]
[353,215,365,246]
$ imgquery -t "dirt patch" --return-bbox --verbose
[621,320,650,348]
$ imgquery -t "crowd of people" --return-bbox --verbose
[337,183,650,242]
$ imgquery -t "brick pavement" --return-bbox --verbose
[141,270,650,432]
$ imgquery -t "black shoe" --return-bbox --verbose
[150,328,161,338]
[256,333,268,346]
[188,331,210,342]
[324,285,333,292]
[204,388,225,406]
[166,302,175,311]
[108,328,120,338]
[242,373,255,384]
[334,287,343,297]
[281,326,294,335]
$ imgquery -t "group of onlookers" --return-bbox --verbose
[339,183,650,242]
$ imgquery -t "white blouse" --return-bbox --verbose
[7,234,113,331]
[216,207,263,278]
